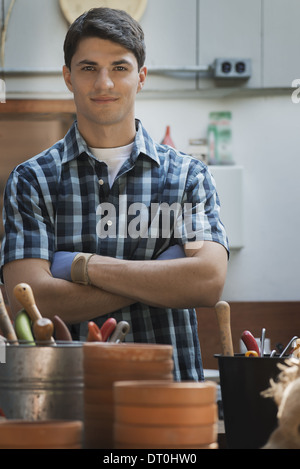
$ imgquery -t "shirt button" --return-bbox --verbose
[98,179,104,185]
[107,220,113,226]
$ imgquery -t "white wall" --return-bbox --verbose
[135,94,300,301]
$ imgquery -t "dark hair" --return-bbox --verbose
[63,7,146,70]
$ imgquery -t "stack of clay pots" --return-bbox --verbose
[0,420,83,449]
[83,342,174,448]
[113,380,218,449]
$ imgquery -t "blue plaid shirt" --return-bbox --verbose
[1,119,228,381]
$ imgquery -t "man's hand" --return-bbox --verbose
[86,241,227,309]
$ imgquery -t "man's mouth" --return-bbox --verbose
[90,96,118,103]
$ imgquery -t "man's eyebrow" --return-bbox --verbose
[75,59,134,67]
[111,59,133,67]
[75,60,98,67]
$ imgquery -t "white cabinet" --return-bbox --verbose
[140,0,198,92]
[208,165,244,250]
[141,0,300,93]
[4,0,66,71]
[141,0,262,93]
[198,0,262,90]
[262,0,300,88]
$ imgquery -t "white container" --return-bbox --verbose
[207,111,233,165]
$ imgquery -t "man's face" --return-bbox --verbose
[63,37,146,132]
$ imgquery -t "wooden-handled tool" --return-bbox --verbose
[53,315,72,342]
[13,283,54,343]
[13,283,42,322]
[32,318,54,344]
[0,289,18,343]
[215,301,234,356]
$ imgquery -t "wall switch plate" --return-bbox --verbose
[213,58,251,79]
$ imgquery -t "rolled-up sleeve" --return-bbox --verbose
[176,164,229,254]
[0,168,55,280]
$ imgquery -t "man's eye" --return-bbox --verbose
[82,66,95,71]
[114,66,127,71]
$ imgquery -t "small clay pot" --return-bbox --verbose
[84,388,114,404]
[84,424,113,449]
[115,442,219,449]
[84,372,173,388]
[83,343,174,449]
[84,402,114,420]
[115,403,218,426]
[114,422,217,447]
[113,380,217,406]
[84,357,174,373]
[83,342,173,362]
[112,380,218,449]
[0,420,83,449]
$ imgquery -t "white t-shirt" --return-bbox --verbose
[89,142,134,187]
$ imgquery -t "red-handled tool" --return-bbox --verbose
[87,321,103,342]
[241,330,260,356]
[100,318,117,342]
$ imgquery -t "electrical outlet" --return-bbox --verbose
[213,58,251,79]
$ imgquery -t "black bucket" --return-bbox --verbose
[216,354,287,449]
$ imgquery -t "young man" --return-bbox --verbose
[0,8,228,380]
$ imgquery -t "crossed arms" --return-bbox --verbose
[3,241,227,322]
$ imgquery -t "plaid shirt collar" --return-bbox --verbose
[61,119,161,168]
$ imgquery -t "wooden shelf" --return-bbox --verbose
[0,99,76,115]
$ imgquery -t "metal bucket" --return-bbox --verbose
[0,342,83,421]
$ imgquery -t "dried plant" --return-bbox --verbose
[262,358,300,449]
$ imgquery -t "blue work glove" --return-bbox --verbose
[156,244,186,260]
[50,251,79,281]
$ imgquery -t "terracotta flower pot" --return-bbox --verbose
[85,358,174,374]
[84,388,114,404]
[0,420,83,449]
[115,403,218,426]
[84,419,114,449]
[116,442,219,449]
[83,343,174,449]
[113,380,218,449]
[84,402,114,420]
[113,380,217,406]
[83,342,173,362]
[114,422,217,447]
[84,361,174,387]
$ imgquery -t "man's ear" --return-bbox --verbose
[62,65,73,93]
[137,66,147,93]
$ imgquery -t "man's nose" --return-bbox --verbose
[94,69,114,90]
